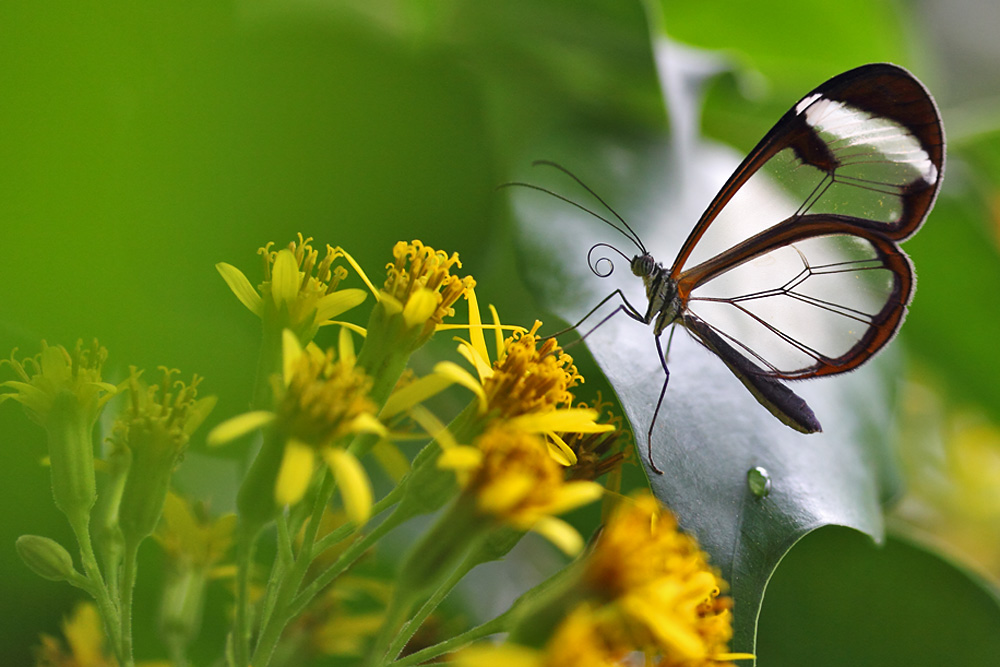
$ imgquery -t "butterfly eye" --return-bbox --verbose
[631,254,655,278]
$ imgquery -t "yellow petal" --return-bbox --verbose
[432,360,487,414]
[402,287,437,328]
[206,411,275,446]
[216,262,262,315]
[338,325,357,367]
[333,245,381,299]
[455,340,494,385]
[379,290,403,316]
[488,303,505,361]
[546,432,578,466]
[350,413,387,436]
[281,329,304,386]
[545,481,604,515]
[508,408,615,434]
[321,320,368,338]
[381,371,456,420]
[271,249,301,309]
[372,440,410,482]
[437,445,483,471]
[465,285,490,365]
[324,449,373,525]
[275,439,316,506]
[452,645,543,667]
[315,288,368,322]
[478,474,534,515]
[409,405,459,450]
[530,516,585,556]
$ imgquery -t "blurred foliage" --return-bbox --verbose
[2,1,1000,666]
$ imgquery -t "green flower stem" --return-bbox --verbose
[233,523,260,667]
[367,500,490,667]
[391,611,512,667]
[250,470,336,667]
[118,540,140,667]
[67,508,123,660]
[254,517,294,643]
[384,559,467,662]
[385,524,526,663]
[287,483,405,617]
[251,321,284,411]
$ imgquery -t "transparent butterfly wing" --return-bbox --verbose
[682,230,912,378]
[672,64,944,273]
[671,64,943,379]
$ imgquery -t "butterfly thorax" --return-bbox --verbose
[631,253,681,336]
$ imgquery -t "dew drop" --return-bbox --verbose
[747,466,772,498]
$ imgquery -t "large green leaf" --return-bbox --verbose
[506,51,905,653]
[756,526,1000,666]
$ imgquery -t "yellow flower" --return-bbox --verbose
[1,339,119,429]
[155,492,236,574]
[455,604,623,667]
[1,340,120,520]
[580,493,753,665]
[380,239,476,342]
[439,424,603,555]
[432,288,614,465]
[208,329,384,525]
[35,602,116,667]
[114,368,217,546]
[216,234,368,342]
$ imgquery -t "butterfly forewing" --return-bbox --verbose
[672,64,944,273]
[671,64,942,382]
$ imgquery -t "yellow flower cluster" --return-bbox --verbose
[483,322,582,420]
[382,240,475,337]
[579,493,747,666]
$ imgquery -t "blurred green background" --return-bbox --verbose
[3,1,1000,665]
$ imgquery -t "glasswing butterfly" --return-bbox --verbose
[513,63,944,473]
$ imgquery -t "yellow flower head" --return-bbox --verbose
[1,339,118,428]
[35,602,115,667]
[113,367,217,545]
[441,424,603,555]
[438,301,613,465]
[216,234,368,342]
[276,343,377,447]
[209,331,385,524]
[381,240,475,340]
[455,605,622,667]
[484,322,581,420]
[154,492,236,573]
[581,492,750,665]
[112,368,216,465]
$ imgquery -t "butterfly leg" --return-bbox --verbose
[645,333,670,475]
[544,289,645,342]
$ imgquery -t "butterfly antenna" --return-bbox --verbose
[497,181,640,253]
[531,160,647,255]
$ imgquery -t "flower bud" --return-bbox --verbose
[16,535,78,582]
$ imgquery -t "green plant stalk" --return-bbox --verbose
[232,524,260,667]
[255,514,295,640]
[68,507,123,660]
[250,470,336,667]
[385,557,468,662]
[118,539,140,667]
[287,483,405,617]
[391,611,512,667]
